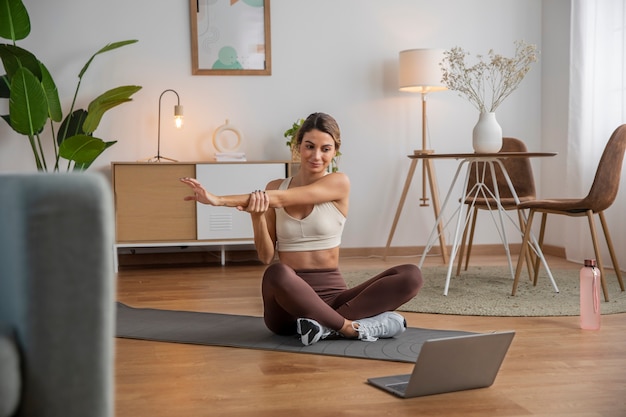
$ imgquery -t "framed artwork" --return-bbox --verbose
[189,0,271,75]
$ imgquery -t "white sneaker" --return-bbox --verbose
[352,312,406,342]
[296,318,334,346]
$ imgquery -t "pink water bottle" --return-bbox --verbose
[580,259,601,330]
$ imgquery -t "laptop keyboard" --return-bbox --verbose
[387,382,409,394]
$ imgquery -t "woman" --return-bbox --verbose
[180,112,423,346]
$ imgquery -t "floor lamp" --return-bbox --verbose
[384,48,449,262]
[150,89,184,162]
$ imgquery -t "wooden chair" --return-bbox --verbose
[512,124,626,301]
[456,137,537,276]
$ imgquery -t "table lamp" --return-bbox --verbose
[151,89,183,162]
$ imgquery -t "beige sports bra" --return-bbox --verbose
[275,177,346,252]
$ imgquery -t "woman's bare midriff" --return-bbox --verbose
[277,247,340,270]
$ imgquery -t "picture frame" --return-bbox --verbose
[189,0,271,76]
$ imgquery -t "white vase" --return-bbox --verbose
[472,112,503,153]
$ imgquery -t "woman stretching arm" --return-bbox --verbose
[181,112,423,345]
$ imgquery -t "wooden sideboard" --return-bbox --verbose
[111,161,289,270]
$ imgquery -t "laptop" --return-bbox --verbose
[367,331,515,398]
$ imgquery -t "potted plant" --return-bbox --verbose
[0,0,142,171]
[284,118,304,162]
[439,40,538,153]
[283,117,341,172]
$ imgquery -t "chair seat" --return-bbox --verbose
[518,198,591,213]
[465,195,534,208]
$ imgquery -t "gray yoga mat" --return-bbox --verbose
[116,303,477,362]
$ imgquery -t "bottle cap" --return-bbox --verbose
[584,259,597,267]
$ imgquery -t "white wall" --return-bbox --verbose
[540,0,571,249]
[1,0,563,250]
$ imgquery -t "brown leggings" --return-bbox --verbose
[261,263,423,336]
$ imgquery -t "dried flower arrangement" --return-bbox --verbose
[440,40,539,113]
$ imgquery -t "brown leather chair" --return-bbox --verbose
[512,124,626,301]
[457,137,537,275]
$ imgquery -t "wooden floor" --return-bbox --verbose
[115,253,626,417]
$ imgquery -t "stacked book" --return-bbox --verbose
[215,152,246,162]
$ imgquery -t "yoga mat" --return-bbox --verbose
[116,303,476,363]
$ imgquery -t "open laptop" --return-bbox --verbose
[367,331,515,398]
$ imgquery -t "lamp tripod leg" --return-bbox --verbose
[384,159,418,260]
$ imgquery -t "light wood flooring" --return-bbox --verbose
[115,253,626,417]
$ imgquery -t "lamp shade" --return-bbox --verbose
[398,48,447,93]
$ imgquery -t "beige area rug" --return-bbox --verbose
[342,266,626,317]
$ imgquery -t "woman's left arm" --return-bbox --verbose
[180,172,350,213]
[268,172,350,212]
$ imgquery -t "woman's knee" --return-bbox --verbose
[397,264,424,295]
[262,263,293,287]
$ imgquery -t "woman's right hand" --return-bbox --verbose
[243,190,270,214]
[180,177,220,206]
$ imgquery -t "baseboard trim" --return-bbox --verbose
[117,244,566,268]
[344,244,566,259]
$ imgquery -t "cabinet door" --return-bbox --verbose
[196,163,286,240]
[113,163,196,242]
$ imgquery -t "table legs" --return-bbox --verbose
[419,158,559,296]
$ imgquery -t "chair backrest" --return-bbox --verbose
[0,173,115,417]
[582,124,626,212]
[467,137,536,201]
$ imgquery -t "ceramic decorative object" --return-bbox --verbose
[472,112,502,153]
[213,119,246,161]
[213,119,243,152]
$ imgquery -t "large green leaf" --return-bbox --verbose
[58,134,107,164]
[9,66,48,135]
[82,85,141,133]
[39,62,61,122]
[0,44,41,80]
[78,40,138,79]
[72,140,116,171]
[0,0,30,41]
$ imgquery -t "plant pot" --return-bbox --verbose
[290,145,300,162]
[472,112,502,153]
